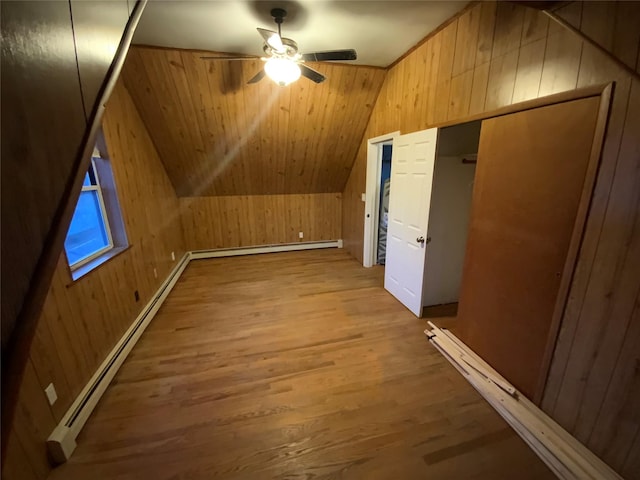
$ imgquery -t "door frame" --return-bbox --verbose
[363,131,400,267]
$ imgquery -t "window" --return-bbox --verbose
[65,136,128,278]
[65,159,113,269]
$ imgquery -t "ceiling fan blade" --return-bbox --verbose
[301,49,357,62]
[300,64,326,84]
[247,69,266,84]
[200,55,259,61]
[257,27,284,53]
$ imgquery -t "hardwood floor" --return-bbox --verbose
[48,249,554,479]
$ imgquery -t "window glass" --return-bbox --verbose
[64,132,127,278]
[64,190,110,266]
[82,172,92,187]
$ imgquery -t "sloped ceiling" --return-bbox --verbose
[122,46,386,196]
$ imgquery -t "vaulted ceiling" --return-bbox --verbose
[122,46,386,196]
[122,2,471,197]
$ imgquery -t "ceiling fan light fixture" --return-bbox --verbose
[264,57,301,86]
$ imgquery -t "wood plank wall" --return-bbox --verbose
[1,79,186,480]
[180,194,341,250]
[122,46,386,197]
[1,1,136,460]
[341,2,640,477]
[1,0,130,368]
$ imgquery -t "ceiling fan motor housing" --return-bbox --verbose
[271,8,287,24]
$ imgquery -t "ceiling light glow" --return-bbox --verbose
[267,34,284,52]
[264,58,301,86]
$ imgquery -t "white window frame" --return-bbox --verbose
[68,157,114,271]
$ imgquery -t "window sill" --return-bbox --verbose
[68,246,129,284]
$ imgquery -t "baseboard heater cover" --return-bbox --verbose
[46,252,191,463]
[190,240,342,259]
[425,322,622,480]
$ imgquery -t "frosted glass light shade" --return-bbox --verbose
[264,58,301,86]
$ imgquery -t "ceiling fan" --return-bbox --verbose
[201,8,357,86]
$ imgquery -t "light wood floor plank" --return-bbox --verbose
[48,250,554,479]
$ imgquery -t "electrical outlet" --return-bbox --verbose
[153,268,158,279]
[171,251,175,261]
[45,383,57,406]
[299,231,304,239]
[361,193,366,202]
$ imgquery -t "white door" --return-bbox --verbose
[384,128,438,316]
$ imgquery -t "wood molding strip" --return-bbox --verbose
[543,10,640,83]
[1,0,148,457]
[426,322,623,480]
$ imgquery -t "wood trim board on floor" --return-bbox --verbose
[425,322,622,480]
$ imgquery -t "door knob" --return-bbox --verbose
[417,236,425,245]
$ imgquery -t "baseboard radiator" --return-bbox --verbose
[190,240,342,259]
[425,322,622,480]
[46,240,342,463]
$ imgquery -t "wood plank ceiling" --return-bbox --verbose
[122,46,386,197]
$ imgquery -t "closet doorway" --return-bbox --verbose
[363,131,399,268]
[422,121,481,317]
[363,124,481,315]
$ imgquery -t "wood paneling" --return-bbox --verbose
[521,8,549,46]
[1,0,133,457]
[538,28,583,97]
[475,2,497,66]
[433,22,458,124]
[512,38,546,103]
[469,62,491,115]
[2,79,186,480]
[46,250,553,480]
[180,194,341,250]
[484,49,519,111]
[448,70,474,120]
[491,2,524,58]
[452,7,480,76]
[341,2,640,476]
[122,46,386,197]
[548,1,640,80]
